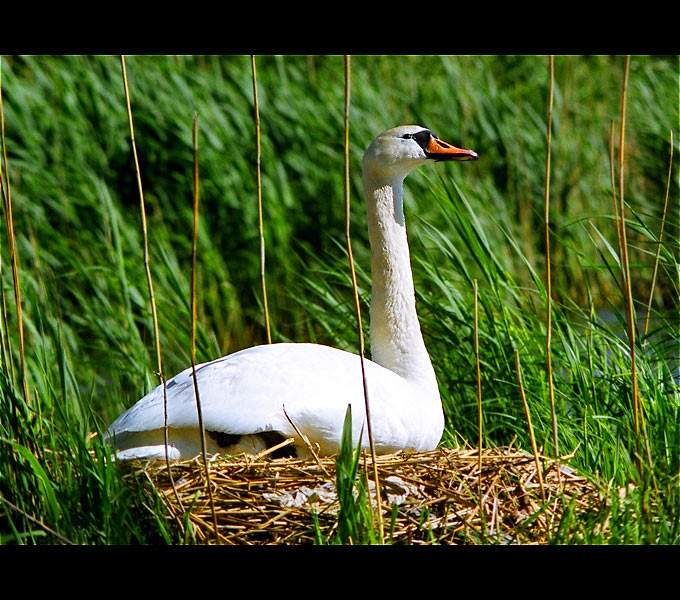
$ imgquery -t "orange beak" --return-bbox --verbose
[426,136,478,161]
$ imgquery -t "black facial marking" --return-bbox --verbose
[412,129,434,152]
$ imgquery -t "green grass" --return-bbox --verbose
[0,54,678,544]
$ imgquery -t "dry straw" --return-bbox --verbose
[129,446,601,544]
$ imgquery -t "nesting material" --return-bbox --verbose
[128,446,602,544]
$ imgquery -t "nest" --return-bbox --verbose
[127,445,602,545]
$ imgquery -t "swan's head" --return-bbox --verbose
[363,125,478,181]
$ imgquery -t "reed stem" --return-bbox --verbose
[189,114,221,543]
[609,121,625,285]
[643,130,673,340]
[543,55,559,459]
[343,55,384,543]
[120,55,182,510]
[473,279,483,495]
[616,56,643,440]
[0,57,30,413]
[251,55,272,344]
[514,349,546,505]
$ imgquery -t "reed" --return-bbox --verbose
[543,55,558,459]
[643,130,673,340]
[473,279,483,494]
[342,55,384,543]
[0,58,29,416]
[514,349,546,505]
[615,56,642,440]
[189,113,220,542]
[120,55,184,511]
[251,55,272,344]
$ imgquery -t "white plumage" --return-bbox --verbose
[106,125,478,460]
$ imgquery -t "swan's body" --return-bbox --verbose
[106,125,477,460]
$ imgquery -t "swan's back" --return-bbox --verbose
[107,342,444,459]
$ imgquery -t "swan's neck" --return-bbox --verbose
[363,171,437,390]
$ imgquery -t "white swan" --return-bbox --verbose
[106,125,478,460]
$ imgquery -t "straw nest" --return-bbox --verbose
[125,445,602,545]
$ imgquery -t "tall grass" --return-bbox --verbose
[0,55,677,544]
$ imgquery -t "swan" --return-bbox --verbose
[106,125,478,460]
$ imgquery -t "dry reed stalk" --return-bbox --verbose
[251,55,272,344]
[0,282,12,381]
[0,492,74,545]
[543,55,559,460]
[255,436,296,460]
[514,349,546,505]
[643,130,673,339]
[119,56,183,510]
[609,121,625,280]
[282,405,329,475]
[615,56,644,441]
[0,58,30,412]
[473,279,483,496]
[342,55,384,543]
[0,63,14,384]
[190,113,221,543]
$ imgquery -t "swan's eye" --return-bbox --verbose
[401,133,413,139]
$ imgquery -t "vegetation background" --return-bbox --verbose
[0,54,677,544]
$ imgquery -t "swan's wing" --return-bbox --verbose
[108,343,379,435]
[107,342,442,455]
[108,344,297,436]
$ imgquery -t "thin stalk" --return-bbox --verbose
[473,278,488,543]
[120,56,182,510]
[543,54,559,459]
[251,55,271,344]
[343,55,384,544]
[190,114,220,544]
[0,276,12,381]
[514,349,546,505]
[282,406,329,476]
[0,59,15,393]
[0,57,30,412]
[643,130,673,339]
[615,56,643,439]
[609,121,624,284]
[473,279,483,495]
[0,493,74,545]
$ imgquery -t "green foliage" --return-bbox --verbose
[0,55,677,544]
[329,405,377,544]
